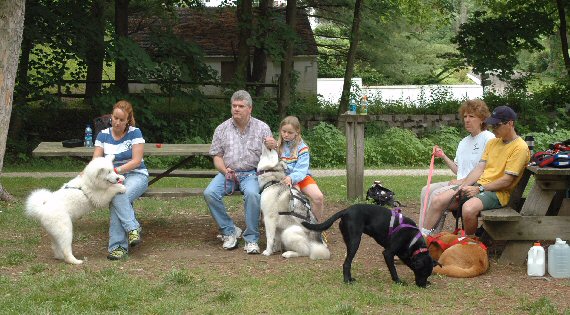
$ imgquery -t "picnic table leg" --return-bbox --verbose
[498,240,530,265]
[148,156,195,186]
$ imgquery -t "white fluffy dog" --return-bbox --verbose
[25,155,126,264]
[257,145,330,260]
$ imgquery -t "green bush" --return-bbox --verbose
[364,127,431,167]
[524,129,570,152]
[304,122,346,168]
[423,126,463,165]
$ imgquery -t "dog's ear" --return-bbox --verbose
[105,154,115,162]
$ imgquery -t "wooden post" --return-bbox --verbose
[340,114,369,199]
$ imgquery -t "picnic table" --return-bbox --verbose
[481,165,570,265]
[32,142,217,197]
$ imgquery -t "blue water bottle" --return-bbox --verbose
[84,124,93,147]
[348,97,357,115]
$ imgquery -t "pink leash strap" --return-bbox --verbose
[420,147,436,230]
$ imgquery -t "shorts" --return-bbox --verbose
[452,185,502,210]
[297,175,317,189]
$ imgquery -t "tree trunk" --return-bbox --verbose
[556,0,570,76]
[115,0,129,94]
[85,0,106,105]
[337,0,363,117]
[278,1,297,119]
[251,0,270,96]
[0,0,25,202]
[235,0,253,86]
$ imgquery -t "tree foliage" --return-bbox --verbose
[312,0,460,85]
[453,0,556,77]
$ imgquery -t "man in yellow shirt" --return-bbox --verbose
[422,105,530,235]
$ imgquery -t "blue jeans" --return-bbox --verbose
[203,171,261,243]
[108,172,148,252]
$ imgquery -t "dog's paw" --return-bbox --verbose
[118,185,127,194]
[66,258,84,265]
[262,249,273,256]
[344,278,356,284]
[281,251,300,258]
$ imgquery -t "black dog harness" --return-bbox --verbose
[63,184,91,201]
[278,188,314,222]
[388,209,428,257]
[258,170,315,223]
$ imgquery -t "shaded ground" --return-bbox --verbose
[8,200,569,313]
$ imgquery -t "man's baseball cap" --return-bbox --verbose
[485,105,517,125]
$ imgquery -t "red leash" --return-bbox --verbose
[224,170,239,195]
[420,147,436,230]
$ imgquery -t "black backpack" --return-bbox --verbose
[93,114,112,138]
[366,181,402,207]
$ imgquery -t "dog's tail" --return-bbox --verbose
[302,208,348,232]
[25,189,53,219]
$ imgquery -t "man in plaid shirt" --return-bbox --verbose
[204,90,276,254]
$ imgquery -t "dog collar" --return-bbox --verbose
[256,169,280,176]
[412,248,428,257]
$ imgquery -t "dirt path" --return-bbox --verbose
[11,201,569,313]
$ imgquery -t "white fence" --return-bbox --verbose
[317,78,483,105]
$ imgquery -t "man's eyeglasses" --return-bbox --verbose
[490,121,508,129]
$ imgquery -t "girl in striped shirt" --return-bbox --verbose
[277,116,324,221]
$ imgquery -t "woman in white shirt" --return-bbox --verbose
[419,99,495,230]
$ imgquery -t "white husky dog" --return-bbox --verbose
[257,145,330,260]
[25,155,126,264]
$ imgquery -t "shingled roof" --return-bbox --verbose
[129,7,317,57]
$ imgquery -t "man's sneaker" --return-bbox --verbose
[244,242,260,254]
[221,226,242,250]
[128,228,142,247]
[107,247,128,260]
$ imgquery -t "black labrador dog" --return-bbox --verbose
[302,204,436,287]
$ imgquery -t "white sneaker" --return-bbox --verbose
[221,226,242,250]
[244,242,260,254]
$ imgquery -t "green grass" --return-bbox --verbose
[0,174,567,314]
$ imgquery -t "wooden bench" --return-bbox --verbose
[142,170,244,197]
[142,188,206,198]
[480,166,570,264]
[480,207,521,222]
[32,142,217,198]
[147,169,218,178]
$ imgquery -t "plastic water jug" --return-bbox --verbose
[548,238,570,278]
[527,242,545,276]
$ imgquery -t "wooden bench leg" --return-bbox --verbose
[498,240,531,265]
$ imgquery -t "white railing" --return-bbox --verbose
[317,78,483,106]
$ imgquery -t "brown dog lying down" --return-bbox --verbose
[427,231,489,278]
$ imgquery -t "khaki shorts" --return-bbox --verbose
[453,185,502,210]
